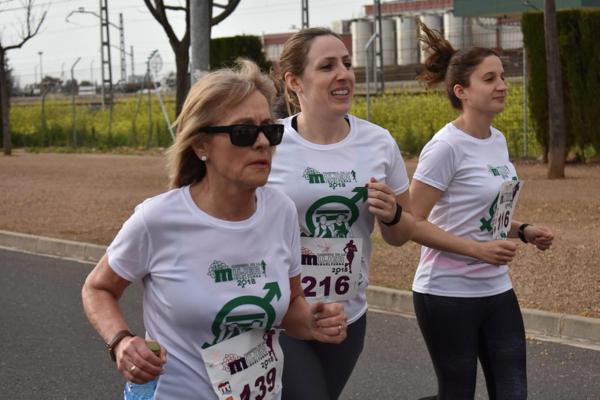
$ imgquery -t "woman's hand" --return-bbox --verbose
[310,302,347,344]
[524,225,554,251]
[474,240,518,265]
[366,178,398,224]
[116,336,167,384]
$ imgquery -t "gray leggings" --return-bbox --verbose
[280,313,367,400]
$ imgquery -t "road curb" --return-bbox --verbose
[1,230,599,348]
[0,230,105,262]
[367,286,600,349]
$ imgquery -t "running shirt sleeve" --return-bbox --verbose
[386,133,410,195]
[288,203,302,279]
[106,204,151,282]
[413,139,457,191]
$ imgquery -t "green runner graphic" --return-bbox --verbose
[305,187,367,237]
[202,282,281,348]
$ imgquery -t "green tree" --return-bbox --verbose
[544,0,567,178]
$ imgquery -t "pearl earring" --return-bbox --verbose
[201,155,207,162]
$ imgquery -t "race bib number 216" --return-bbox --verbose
[300,237,362,303]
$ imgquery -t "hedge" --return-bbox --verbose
[522,9,600,157]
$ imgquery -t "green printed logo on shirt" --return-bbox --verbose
[302,167,357,189]
[202,282,281,348]
[487,164,511,179]
[208,260,267,288]
[305,187,367,238]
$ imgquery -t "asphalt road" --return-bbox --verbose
[1,249,598,399]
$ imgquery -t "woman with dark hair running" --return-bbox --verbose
[410,22,554,400]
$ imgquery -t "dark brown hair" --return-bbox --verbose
[275,27,343,116]
[417,20,499,110]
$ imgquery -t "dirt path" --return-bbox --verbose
[1,151,598,318]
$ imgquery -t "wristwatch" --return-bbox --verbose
[106,330,135,362]
[382,203,403,227]
[518,223,530,243]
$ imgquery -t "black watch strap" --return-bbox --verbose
[382,203,403,227]
[106,330,135,362]
[518,223,530,243]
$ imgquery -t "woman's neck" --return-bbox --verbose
[453,110,494,139]
[190,178,256,221]
[296,111,350,145]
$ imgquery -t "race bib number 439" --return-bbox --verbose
[492,180,524,240]
[300,237,362,303]
[201,329,283,400]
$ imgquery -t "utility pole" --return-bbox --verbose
[190,1,211,85]
[119,13,126,82]
[38,51,43,82]
[99,0,113,109]
[71,57,81,147]
[90,59,94,85]
[301,0,309,28]
[66,5,126,105]
[130,45,135,78]
[145,51,154,148]
[373,0,384,93]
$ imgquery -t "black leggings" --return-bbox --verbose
[280,313,366,400]
[413,289,527,400]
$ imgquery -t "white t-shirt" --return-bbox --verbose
[412,122,517,297]
[268,114,410,323]
[107,185,301,399]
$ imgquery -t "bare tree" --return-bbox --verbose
[544,0,566,178]
[143,0,241,116]
[1,1,47,155]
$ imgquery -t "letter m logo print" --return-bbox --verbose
[228,357,248,375]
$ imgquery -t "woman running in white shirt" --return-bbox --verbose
[410,22,554,400]
[268,27,415,400]
[81,60,347,400]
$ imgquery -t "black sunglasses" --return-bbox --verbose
[201,124,284,147]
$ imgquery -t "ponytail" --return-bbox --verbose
[417,20,457,87]
[416,20,499,110]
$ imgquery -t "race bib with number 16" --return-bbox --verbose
[492,180,524,240]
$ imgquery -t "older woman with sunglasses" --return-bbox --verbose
[81,60,347,400]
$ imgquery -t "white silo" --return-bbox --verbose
[419,14,443,62]
[351,19,373,68]
[396,16,419,65]
[500,22,523,50]
[443,12,465,49]
[377,18,397,66]
[472,17,498,48]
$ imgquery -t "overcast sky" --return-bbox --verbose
[0,0,369,86]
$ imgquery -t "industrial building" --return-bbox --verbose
[261,0,600,82]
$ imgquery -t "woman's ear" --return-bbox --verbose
[191,136,208,161]
[453,84,466,100]
[284,71,301,94]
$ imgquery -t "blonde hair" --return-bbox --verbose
[167,59,276,188]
